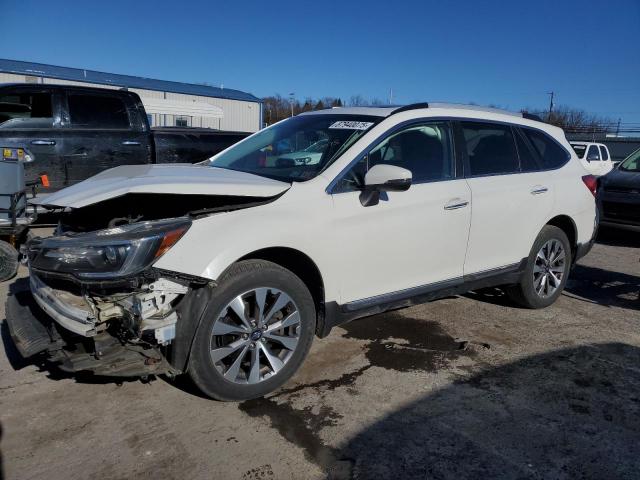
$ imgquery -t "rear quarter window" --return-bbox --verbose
[522,128,570,169]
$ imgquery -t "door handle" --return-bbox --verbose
[444,199,469,210]
[121,140,141,146]
[531,186,548,195]
[31,139,56,146]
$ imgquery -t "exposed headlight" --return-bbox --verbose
[30,218,191,279]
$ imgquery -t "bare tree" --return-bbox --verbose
[349,94,369,107]
[523,105,613,133]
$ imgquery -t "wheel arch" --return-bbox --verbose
[237,247,327,337]
[545,215,578,263]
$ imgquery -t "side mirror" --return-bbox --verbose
[360,164,412,206]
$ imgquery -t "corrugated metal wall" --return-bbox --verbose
[0,72,260,132]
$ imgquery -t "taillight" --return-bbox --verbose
[582,175,597,197]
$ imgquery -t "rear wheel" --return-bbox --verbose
[188,260,316,401]
[507,226,571,309]
[0,240,18,282]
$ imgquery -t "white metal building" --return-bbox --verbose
[0,59,262,132]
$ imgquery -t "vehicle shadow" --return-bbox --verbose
[462,287,519,308]
[335,342,640,479]
[565,264,639,310]
[466,264,639,311]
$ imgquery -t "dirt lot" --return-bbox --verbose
[1,228,639,480]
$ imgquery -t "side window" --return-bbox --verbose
[335,122,453,192]
[514,128,539,172]
[0,91,53,129]
[523,128,570,169]
[368,123,453,182]
[571,144,586,159]
[586,145,601,162]
[68,94,130,129]
[461,122,518,176]
[599,146,609,161]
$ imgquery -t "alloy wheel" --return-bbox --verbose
[210,287,301,384]
[533,239,566,298]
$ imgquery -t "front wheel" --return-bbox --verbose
[188,260,316,401]
[507,225,572,309]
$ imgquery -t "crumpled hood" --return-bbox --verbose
[34,164,291,208]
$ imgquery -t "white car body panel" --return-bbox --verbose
[34,164,291,208]
[330,179,471,303]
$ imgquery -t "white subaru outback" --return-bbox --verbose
[6,103,598,400]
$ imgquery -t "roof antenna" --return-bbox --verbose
[389,87,393,105]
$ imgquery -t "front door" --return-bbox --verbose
[330,121,471,304]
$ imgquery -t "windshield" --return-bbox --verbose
[619,148,640,172]
[208,114,382,182]
[571,144,587,159]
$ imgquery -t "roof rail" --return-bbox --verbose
[391,102,430,114]
[390,102,547,123]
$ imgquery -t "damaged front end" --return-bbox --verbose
[6,216,210,377]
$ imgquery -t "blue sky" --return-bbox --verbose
[2,0,639,124]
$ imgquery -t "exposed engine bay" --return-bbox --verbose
[54,192,275,232]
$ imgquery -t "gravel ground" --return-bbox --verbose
[0,228,638,480]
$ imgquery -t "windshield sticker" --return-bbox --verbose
[329,121,374,130]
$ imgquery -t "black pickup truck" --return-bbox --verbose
[0,83,250,191]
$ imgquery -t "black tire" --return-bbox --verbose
[506,225,572,309]
[188,260,316,401]
[0,240,19,282]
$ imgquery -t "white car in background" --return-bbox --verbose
[570,141,614,176]
[276,138,328,166]
[7,103,599,401]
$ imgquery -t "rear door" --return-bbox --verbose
[62,90,151,186]
[0,86,68,190]
[460,121,555,275]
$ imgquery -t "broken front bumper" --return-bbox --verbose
[4,278,178,377]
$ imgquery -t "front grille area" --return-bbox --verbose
[602,201,640,223]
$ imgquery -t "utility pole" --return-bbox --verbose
[616,118,621,136]
[547,91,555,119]
[289,92,295,117]
[389,87,393,105]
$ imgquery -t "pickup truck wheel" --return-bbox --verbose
[188,260,316,401]
[506,225,571,309]
[0,240,19,282]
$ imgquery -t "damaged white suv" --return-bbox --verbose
[6,104,598,400]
